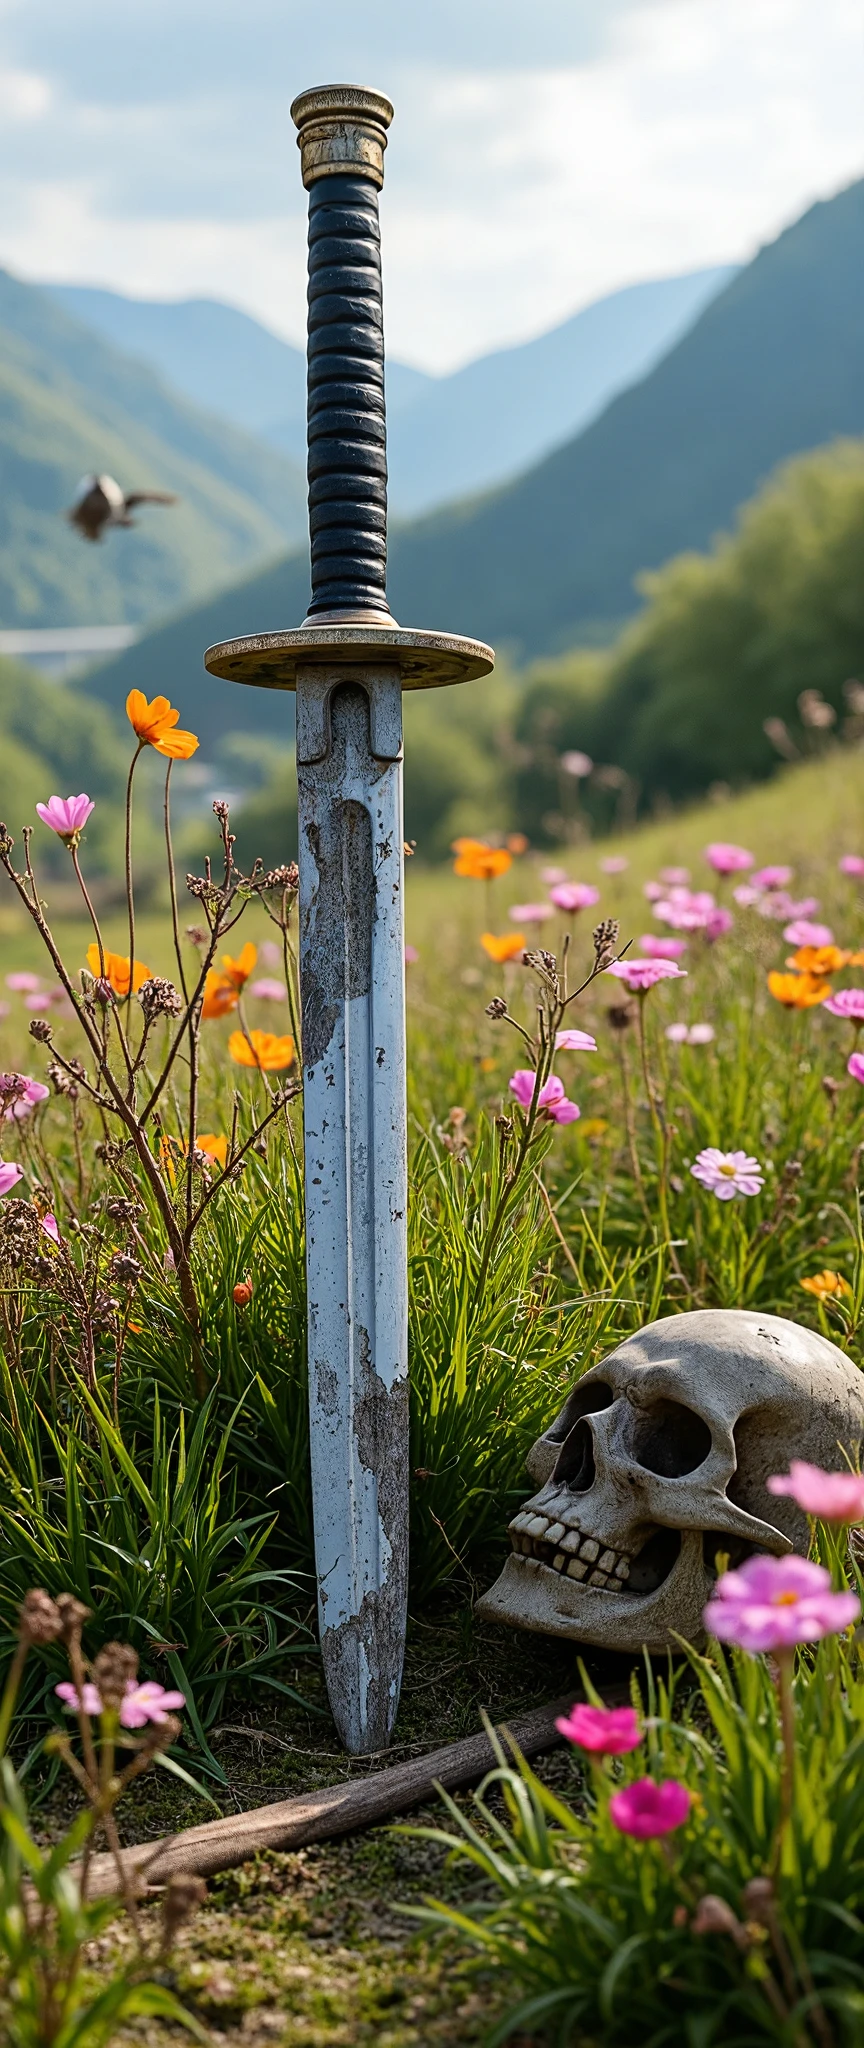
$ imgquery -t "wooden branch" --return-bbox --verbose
[84,1686,624,1899]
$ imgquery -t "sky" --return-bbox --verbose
[2,0,862,372]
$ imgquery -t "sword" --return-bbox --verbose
[205,83,493,1754]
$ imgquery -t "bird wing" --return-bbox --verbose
[123,492,178,510]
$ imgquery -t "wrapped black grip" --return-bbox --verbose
[306,175,391,619]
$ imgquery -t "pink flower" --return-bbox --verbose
[41,1213,61,1244]
[826,989,864,1020]
[56,1681,103,1716]
[555,1029,597,1052]
[249,978,287,1000]
[609,1778,691,1839]
[767,1460,864,1523]
[259,939,281,966]
[847,1052,864,1085]
[404,944,419,965]
[752,866,793,889]
[733,885,763,907]
[556,1702,642,1753]
[839,855,864,878]
[705,907,734,942]
[690,1148,763,1199]
[4,1076,49,1122]
[56,1677,186,1726]
[0,1161,24,1198]
[704,1555,859,1654]
[560,749,592,778]
[600,856,628,875]
[509,902,551,925]
[643,881,664,902]
[549,882,600,914]
[5,973,41,993]
[640,934,687,958]
[540,865,567,884]
[784,919,833,947]
[509,1071,580,1124]
[24,994,50,1013]
[705,842,753,875]
[762,894,818,922]
[119,1680,186,1728]
[666,1023,715,1046]
[606,959,687,992]
[659,866,690,885]
[35,794,95,845]
[653,889,717,932]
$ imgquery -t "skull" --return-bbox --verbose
[476,1309,864,1654]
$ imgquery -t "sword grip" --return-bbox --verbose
[292,86,395,623]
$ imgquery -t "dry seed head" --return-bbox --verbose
[56,1593,91,1642]
[139,976,183,1020]
[162,1872,207,1939]
[19,1588,63,1646]
[92,1640,139,1709]
[593,917,620,969]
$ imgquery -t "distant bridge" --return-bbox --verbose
[0,625,139,682]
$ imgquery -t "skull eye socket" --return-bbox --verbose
[631,1397,712,1478]
[548,1377,614,1446]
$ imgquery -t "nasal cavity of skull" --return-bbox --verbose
[631,1398,712,1478]
[554,1417,596,1491]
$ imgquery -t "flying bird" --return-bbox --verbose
[67,473,178,543]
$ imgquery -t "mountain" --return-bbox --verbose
[48,269,733,514]
[46,285,434,470]
[0,269,307,629]
[384,268,735,513]
[80,177,864,718]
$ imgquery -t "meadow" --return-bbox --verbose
[1,729,864,2044]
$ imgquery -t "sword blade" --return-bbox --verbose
[297,668,408,1753]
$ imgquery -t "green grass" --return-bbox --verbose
[1,741,864,2043]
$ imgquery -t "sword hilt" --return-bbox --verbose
[291,86,394,625]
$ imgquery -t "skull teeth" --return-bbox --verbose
[507,1514,634,1585]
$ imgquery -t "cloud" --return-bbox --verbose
[0,0,858,368]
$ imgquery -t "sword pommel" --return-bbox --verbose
[290,85,393,190]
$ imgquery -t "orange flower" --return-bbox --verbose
[126,690,199,760]
[197,1133,228,1167]
[220,941,257,989]
[786,945,851,976]
[767,970,830,1008]
[233,1278,254,1309]
[506,833,529,856]
[800,1269,851,1300]
[481,931,525,963]
[452,838,513,880]
[201,970,239,1020]
[228,1028,295,1072]
[86,945,152,996]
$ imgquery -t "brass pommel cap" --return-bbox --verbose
[290,84,394,189]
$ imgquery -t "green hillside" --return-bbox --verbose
[0,269,306,629]
[80,174,864,701]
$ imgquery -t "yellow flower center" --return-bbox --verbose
[718,1162,737,1176]
[774,1592,799,1606]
